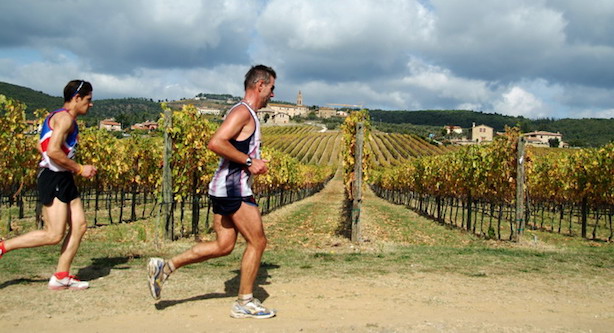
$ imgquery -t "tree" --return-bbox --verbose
[548,138,560,148]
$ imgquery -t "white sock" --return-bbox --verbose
[238,293,253,304]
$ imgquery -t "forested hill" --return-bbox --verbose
[0,81,62,112]
[369,109,614,147]
[2,81,612,147]
[0,81,163,127]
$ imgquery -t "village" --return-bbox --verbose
[97,90,566,148]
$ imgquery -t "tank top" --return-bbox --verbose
[39,108,79,172]
[208,102,261,197]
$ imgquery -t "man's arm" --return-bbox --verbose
[46,113,96,178]
[207,106,268,175]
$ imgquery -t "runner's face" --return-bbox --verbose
[76,93,93,115]
[261,78,275,106]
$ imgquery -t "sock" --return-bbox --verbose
[54,271,70,280]
[163,261,175,276]
[238,293,253,304]
[0,241,6,256]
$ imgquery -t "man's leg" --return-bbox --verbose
[147,213,239,300]
[3,198,68,252]
[56,198,87,273]
[47,198,89,290]
[230,202,267,296]
[170,213,239,268]
[228,203,275,319]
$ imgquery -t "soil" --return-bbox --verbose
[1,271,613,332]
[1,175,613,332]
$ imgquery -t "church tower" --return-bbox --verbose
[297,90,303,106]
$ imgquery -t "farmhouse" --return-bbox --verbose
[444,125,463,135]
[318,107,336,119]
[197,107,222,116]
[99,118,121,131]
[258,107,290,124]
[131,121,158,131]
[523,131,565,147]
[471,123,493,143]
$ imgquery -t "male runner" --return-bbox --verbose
[0,80,97,290]
[148,65,276,319]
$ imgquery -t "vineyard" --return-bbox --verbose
[371,128,614,241]
[1,94,613,243]
[0,97,334,239]
[261,124,456,167]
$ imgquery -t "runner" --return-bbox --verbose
[148,65,276,319]
[0,80,97,290]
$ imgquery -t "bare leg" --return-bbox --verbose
[3,198,68,252]
[167,202,267,296]
[55,198,87,273]
[230,203,267,296]
[170,213,239,268]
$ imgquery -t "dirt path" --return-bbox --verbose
[2,272,612,332]
[1,174,614,332]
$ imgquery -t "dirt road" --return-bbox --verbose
[1,175,613,332]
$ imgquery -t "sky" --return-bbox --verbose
[1,0,613,119]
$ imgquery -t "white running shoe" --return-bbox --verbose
[147,257,167,300]
[230,298,276,319]
[48,275,89,290]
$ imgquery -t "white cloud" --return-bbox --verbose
[402,58,490,102]
[256,0,434,81]
[574,109,614,119]
[493,86,547,117]
[1,0,613,118]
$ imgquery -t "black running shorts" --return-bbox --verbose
[210,195,258,215]
[37,168,80,205]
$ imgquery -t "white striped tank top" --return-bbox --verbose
[208,101,261,197]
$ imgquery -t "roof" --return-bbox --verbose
[100,120,121,126]
[524,131,562,136]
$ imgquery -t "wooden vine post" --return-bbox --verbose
[513,136,526,242]
[162,107,174,240]
[351,122,364,243]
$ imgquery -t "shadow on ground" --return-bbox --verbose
[0,277,48,290]
[0,256,134,289]
[76,256,135,280]
[154,262,280,310]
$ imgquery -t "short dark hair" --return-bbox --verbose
[244,65,276,91]
[64,80,93,102]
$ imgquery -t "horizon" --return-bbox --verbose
[2,80,612,122]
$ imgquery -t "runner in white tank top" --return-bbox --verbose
[208,101,261,198]
[147,65,277,319]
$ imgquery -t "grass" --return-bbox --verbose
[1,172,613,289]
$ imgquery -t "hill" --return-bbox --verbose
[0,81,62,113]
[369,109,614,147]
[0,81,163,128]
[2,81,612,146]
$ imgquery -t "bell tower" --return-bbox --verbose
[297,90,303,106]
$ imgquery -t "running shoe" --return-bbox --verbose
[147,257,167,300]
[230,298,276,319]
[48,275,89,290]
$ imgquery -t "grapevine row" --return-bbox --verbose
[0,97,334,237]
[371,127,613,240]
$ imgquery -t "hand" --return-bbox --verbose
[81,165,97,179]
[248,158,269,175]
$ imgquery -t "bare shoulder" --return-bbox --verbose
[225,104,251,122]
[50,111,74,132]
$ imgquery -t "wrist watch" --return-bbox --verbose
[245,157,252,167]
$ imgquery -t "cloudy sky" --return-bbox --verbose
[1,0,613,119]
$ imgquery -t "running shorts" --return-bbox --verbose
[37,168,80,205]
[210,195,258,215]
